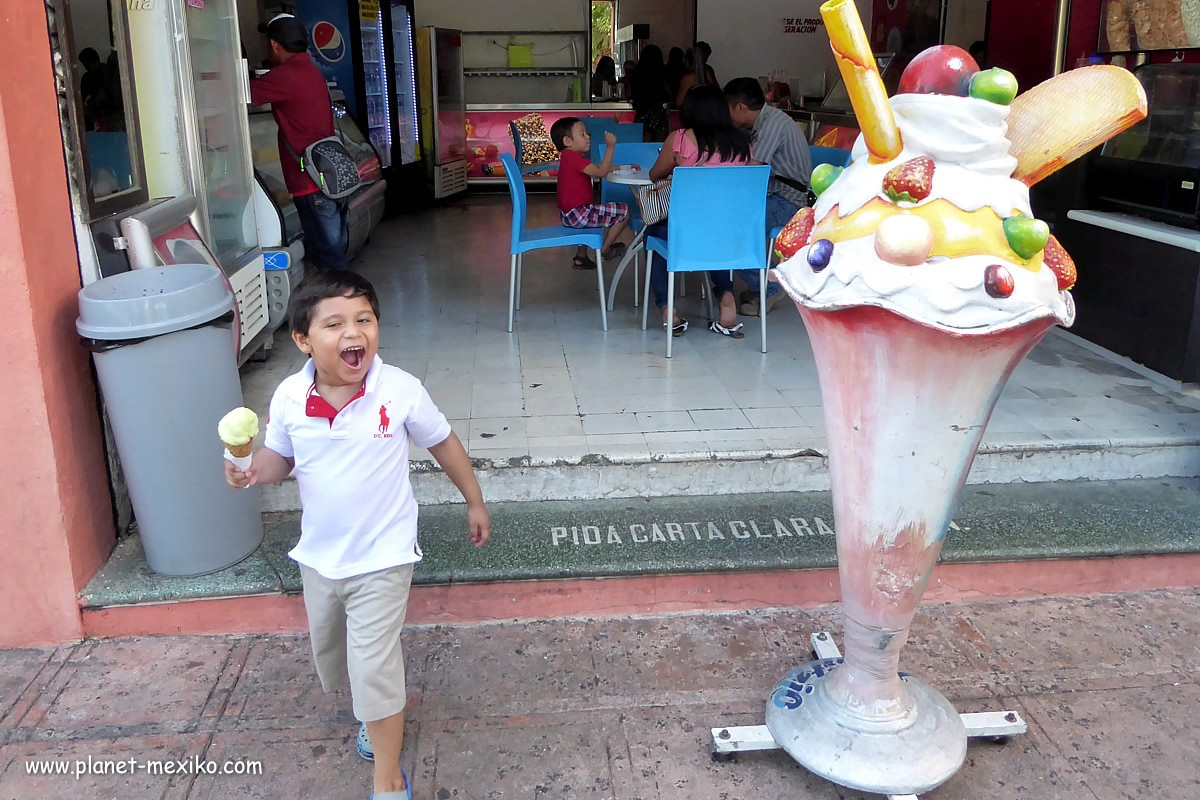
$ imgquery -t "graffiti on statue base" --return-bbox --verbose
[549,519,962,546]
[771,658,844,710]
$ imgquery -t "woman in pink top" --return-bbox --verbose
[646,84,753,338]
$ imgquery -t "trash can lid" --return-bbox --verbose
[76,264,234,340]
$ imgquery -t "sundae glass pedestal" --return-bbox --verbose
[762,305,1055,796]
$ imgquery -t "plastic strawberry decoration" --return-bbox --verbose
[882,157,935,204]
[773,207,815,261]
[1042,234,1077,290]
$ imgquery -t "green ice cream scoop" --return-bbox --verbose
[218,407,259,447]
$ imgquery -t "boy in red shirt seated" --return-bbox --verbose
[550,117,630,270]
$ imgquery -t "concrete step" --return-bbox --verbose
[256,434,1200,512]
[85,478,1200,609]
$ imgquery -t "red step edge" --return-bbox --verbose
[80,553,1200,639]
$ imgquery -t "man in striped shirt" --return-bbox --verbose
[726,78,813,316]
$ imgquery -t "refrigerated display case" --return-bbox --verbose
[390,0,419,166]
[249,106,306,339]
[1052,62,1200,384]
[359,0,391,165]
[128,0,268,361]
[1090,64,1200,230]
[417,26,468,197]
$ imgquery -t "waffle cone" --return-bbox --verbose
[225,441,253,458]
[1008,65,1147,186]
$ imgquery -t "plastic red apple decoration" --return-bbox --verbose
[898,45,980,97]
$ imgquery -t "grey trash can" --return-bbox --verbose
[77,264,264,576]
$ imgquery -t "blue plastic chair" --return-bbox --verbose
[640,165,770,357]
[810,145,852,168]
[598,141,662,309]
[508,121,557,175]
[499,153,607,332]
[614,122,645,142]
[583,119,643,164]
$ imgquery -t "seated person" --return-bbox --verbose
[725,77,813,316]
[645,85,753,339]
[550,118,630,270]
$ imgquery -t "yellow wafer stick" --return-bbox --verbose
[820,0,903,163]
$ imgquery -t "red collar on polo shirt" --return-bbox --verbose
[297,356,382,425]
[305,382,366,426]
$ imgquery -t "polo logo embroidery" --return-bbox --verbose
[375,403,393,439]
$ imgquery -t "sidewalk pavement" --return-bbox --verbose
[1,588,1196,799]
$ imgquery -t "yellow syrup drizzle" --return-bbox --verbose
[813,198,1044,271]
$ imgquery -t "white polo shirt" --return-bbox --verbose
[263,355,452,579]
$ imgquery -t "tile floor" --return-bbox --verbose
[240,194,1200,465]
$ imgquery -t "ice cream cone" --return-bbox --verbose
[218,407,258,473]
[225,440,252,459]
[765,305,1055,795]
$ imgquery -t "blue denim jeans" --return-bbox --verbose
[295,193,349,271]
[644,221,735,310]
[739,194,803,298]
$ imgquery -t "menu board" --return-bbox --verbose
[1099,0,1200,53]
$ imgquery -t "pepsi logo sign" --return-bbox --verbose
[311,21,345,63]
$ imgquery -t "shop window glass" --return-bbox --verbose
[62,0,146,216]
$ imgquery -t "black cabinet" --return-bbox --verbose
[1057,211,1200,383]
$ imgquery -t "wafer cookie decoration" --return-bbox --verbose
[1007,65,1147,186]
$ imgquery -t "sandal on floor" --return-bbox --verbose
[603,242,627,260]
[662,318,689,337]
[572,254,596,270]
[369,768,412,800]
[709,320,745,339]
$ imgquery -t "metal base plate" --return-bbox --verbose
[711,632,1028,799]
[766,665,967,796]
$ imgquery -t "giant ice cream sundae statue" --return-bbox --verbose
[762,1,1147,794]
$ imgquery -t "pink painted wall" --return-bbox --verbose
[0,1,115,647]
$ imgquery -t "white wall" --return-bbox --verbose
[67,0,114,64]
[618,0,695,57]
[942,0,988,50]
[696,0,872,96]
[414,0,588,33]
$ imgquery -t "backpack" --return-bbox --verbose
[284,131,365,200]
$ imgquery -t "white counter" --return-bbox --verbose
[1067,210,1200,254]
[467,102,634,111]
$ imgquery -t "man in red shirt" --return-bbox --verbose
[251,15,348,271]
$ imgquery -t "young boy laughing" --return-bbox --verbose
[225,271,489,800]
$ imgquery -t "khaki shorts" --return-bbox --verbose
[299,562,414,722]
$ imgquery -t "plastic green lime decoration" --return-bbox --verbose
[969,68,1019,106]
[811,163,844,197]
[1003,215,1050,260]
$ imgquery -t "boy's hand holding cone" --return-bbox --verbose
[219,407,259,478]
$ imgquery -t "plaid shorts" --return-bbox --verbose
[561,202,629,229]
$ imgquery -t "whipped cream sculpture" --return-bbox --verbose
[758,2,1147,796]
[773,13,1146,335]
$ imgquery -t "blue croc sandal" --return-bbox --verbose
[357,722,374,762]
[369,767,412,800]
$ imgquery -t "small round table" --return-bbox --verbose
[603,169,653,310]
